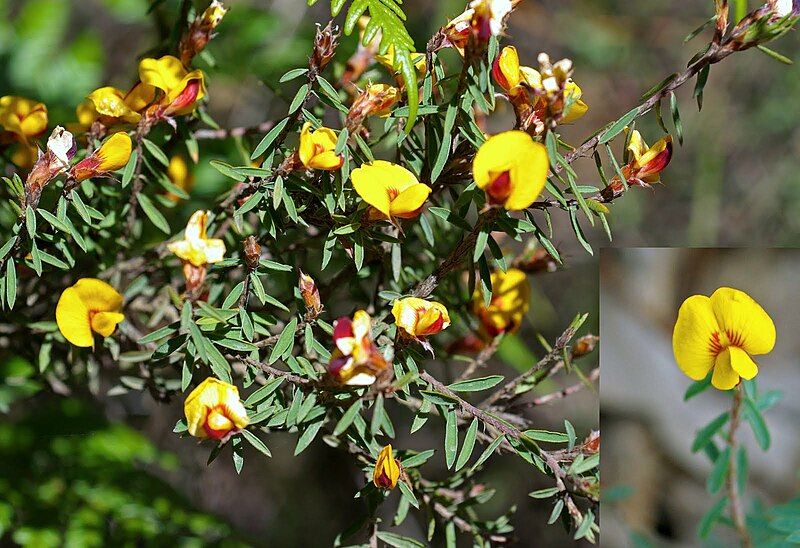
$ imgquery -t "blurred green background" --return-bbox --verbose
[1,0,797,545]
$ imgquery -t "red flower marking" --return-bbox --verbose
[202,404,236,440]
[486,171,512,205]
[709,331,723,355]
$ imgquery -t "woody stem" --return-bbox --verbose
[728,384,752,548]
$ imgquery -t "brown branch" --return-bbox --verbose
[454,336,502,382]
[193,121,275,140]
[728,384,752,548]
[410,208,499,299]
[513,367,599,408]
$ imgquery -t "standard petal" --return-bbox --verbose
[710,287,776,356]
[203,239,227,264]
[728,345,758,380]
[139,56,186,94]
[672,295,720,381]
[56,287,93,347]
[71,278,124,314]
[351,164,393,218]
[711,348,740,390]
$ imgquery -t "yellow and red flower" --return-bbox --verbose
[298,122,344,171]
[56,278,125,348]
[673,287,775,390]
[351,160,431,222]
[168,210,226,268]
[328,310,388,386]
[473,130,548,210]
[299,271,322,318]
[444,0,514,52]
[473,267,530,337]
[138,55,206,118]
[70,132,132,182]
[392,297,450,341]
[601,130,673,200]
[0,95,48,168]
[184,377,249,441]
[373,444,401,490]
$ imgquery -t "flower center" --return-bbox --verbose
[708,329,744,356]
[486,171,512,204]
[203,405,235,439]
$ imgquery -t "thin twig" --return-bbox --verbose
[728,384,752,548]
[193,121,275,140]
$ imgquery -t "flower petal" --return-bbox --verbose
[710,287,776,356]
[672,295,720,381]
[70,278,124,314]
[90,311,125,337]
[56,287,93,347]
[711,348,740,390]
[390,184,431,218]
[728,345,758,380]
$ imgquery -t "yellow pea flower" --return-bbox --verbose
[492,46,524,94]
[56,278,125,348]
[392,297,450,340]
[329,310,388,386]
[625,130,673,184]
[166,155,194,202]
[473,268,530,337]
[0,96,48,143]
[473,130,548,211]
[184,377,249,440]
[373,444,401,489]
[444,0,513,50]
[351,160,431,222]
[138,55,205,116]
[167,210,226,267]
[298,122,343,170]
[200,0,227,29]
[70,132,132,182]
[673,287,775,391]
[0,96,48,168]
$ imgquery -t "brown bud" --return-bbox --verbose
[23,126,75,209]
[581,430,600,454]
[243,236,261,270]
[312,21,340,72]
[571,334,599,359]
[298,270,322,318]
[183,262,207,294]
[179,1,228,65]
[345,84,400,134]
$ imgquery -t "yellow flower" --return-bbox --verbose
[298,122,343,170]
[0,96,48,143]
[329,310,388,386]
[492,46,524,93]
[375,46,427,77]
[184,377,249,440]
[351,160,431,221]
[373,444,401,489]
[70,132,132,182]
[0,96,48,168]
[56,278,125,348]
[392,297,450,339]
[473,268,530,337]
[673,287,775,391]
[625,130,673,184]
[473,130,548,211]
[86,86,142,125]
[167,210,226,267]
[138,55,205,116]
[166,155,194,202]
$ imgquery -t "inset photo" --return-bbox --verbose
[600,248,800,547]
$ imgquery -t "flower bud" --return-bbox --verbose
[24,126,76,208]
[373,444,401,489]
[346,84,400,134]
[299,270,322,318]
[571,334,599,359]
[184,377,249,441]
[243,235,261,270]
[312,21,340,72]
[179,1,228,65]
[70,132,132,182]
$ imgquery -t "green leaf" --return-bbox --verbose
[447,375,504,392]
[209,160,247,181]
[669,91,683,145]
[121,150,137,187]
[523,430,570,443]
[397,480,419,509]
[375,532,426,548]
[444,407,458,469]
[136,193,170,233]
[268,318,298,364]
[251,117,290,159]
[401,449,435,468]
[529,487,560,499]
[240,429,272,457]
[743,398,770,450]
[684,371,713,401]
[244,376,284,406]
[294,418,325,455]
[419,390,458,406]
[25,206,36,239]
[454,418,478,471]
[698,496,727,538]
[598,107,639,144]
[6,260,16,310]
[706,447,730,494]
[469,434,505,473]
[756,45,794,65]
[279,67,308,82]
[334,400,363,435]
[142,138,169,166]
[691,412,729,453]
